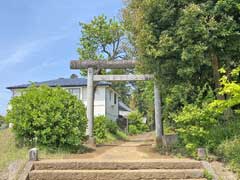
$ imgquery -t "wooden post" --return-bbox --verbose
[154,81,163,144]
[87,68,95,146]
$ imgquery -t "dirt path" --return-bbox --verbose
[95,132,176,160]
[95,132,154,160]
[41,132,183,160]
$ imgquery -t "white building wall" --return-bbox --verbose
[81,86,106,117]
[11,89,22,97]
[10,86,118,121]
[63,86,106,117]
[105,88,119,121]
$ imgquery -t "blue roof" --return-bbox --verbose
[6,77,111,89]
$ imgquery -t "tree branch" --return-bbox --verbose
[102,44,112,60]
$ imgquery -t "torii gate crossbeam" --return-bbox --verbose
[70,60,163,145]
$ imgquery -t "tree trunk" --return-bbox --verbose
[210,52,224,100]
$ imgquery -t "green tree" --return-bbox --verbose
[124,0,240,89]
[78,15,132,103]
[210,67,240,114]
[0,115,5,127]
[78,15,126,63]
[123,0,240,123]
[130,81,154,128]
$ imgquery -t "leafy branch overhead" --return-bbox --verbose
[78,15,126,62]
[124,0,240,91]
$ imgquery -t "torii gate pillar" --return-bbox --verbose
[154,81,163,143]
[86,67,95,145]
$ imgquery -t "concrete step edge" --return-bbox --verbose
[34,161,203,170]
[29,169,204,179]
[30,169,204,172]
[35,159,200,163]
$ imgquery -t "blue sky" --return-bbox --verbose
[0,0,123,115]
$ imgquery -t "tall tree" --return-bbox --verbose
[78,15,125,63]
[77,15,132,103]
[123,0,240,122]
[123,0,240,93]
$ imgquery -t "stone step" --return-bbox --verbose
[29,169,205,180]
[34,159,202,170]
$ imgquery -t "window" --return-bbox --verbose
[114,93,117,104]
[68,88,81,100]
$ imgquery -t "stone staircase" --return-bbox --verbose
[29,159,206,180]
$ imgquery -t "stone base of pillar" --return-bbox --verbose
[155,136,163,146]
[152,136,163,148]
[85,137,96,149]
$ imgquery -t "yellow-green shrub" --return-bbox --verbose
[174,104,217,156]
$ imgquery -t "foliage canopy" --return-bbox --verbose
[123,0,240,126]
[78,15,131,104]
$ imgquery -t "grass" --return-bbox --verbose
[37,146,90,159]
[0,128,129,166]
[0,129,28,170]
[107,130,128,142]
[203,170,213,180]
[0,129,85,169]
[96,130,128,144]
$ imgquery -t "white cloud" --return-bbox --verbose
[0,34,66,71]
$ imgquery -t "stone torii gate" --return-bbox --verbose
[70,60,163,145]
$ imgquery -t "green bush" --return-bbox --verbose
[6,85,87,149]
[128,111,148,135]
[106,119,118,134]
[208,119,240,152]
[0,120,3,127]
[115,130,128,140]
[128,125,140,135]
[94,115,107,143]
[203,170,213,180]
[94,116,128,143]
[0,115,5,127]
[173,104,217,156]
[217,137,240,175]
[173,68,240,152]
